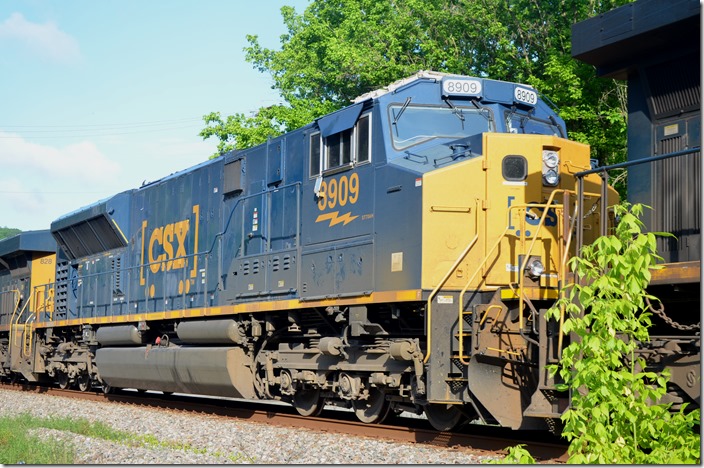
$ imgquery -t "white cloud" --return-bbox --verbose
[0,178,44,212]
[0,132,120,181]
[0,132,121,230]
[0,12,81,63]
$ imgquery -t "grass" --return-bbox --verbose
[0,412,256,464]
[0,412,129,464]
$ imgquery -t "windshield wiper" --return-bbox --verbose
[443,97,465,129]
[392,97,412,127]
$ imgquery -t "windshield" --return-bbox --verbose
[506,113,563,137]
[388,104,492,150]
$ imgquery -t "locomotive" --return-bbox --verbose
[0,70,613,431]
[0,58,696,431]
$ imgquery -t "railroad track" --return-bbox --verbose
[0,382,568,463]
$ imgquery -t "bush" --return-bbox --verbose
[545,203,700,464]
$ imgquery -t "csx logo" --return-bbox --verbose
[148,220,190,272]
[140,205,200,285]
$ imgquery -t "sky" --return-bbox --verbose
[0,0,310,231]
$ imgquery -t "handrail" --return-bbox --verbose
[574,147,700,178]
[33,285,49,321]
[423,233,479,363]
[456,193,565,361]
[10,290,29,329]
[423,198,480,364]
[11,305,30,349]
[456,224,510,363]
[22,315,35,357]
[456,186,607,362]
[516,189,565,333]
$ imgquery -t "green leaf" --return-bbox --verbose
[552,203,699,464]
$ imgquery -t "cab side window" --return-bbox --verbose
[310,132,322,177]
[356,114,370,164]
[310,113,371,177]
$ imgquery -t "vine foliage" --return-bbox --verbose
[544,203,700,464]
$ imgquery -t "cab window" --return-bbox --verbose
[310,113,372,177]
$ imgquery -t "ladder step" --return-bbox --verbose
[445,377,468,382]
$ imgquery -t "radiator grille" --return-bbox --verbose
[653,138,700,258]
[54,261,69,320]
[646,57,700,119]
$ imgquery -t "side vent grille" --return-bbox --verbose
[654,137,700,256]
[54,261,69,320]
[54,215,126,260]
[111,256,122,296]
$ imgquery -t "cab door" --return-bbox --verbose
[301,107,375,298]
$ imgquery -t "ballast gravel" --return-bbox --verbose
[0,389,500,464]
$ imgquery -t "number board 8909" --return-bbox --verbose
[513,86,538,106]
[442,78,482,97]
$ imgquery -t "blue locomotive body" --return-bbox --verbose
[50,72,566,323]
[0,70,629,431]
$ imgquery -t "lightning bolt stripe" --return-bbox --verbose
[316,211,359,227]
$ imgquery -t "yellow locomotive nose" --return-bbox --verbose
[420,132,617,428]
[421,132,611,294]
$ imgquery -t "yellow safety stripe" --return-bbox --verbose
[0,289,423,331]
[500,287,559,301]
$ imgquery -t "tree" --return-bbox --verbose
[201,0,632,164]
[0,227,21,240]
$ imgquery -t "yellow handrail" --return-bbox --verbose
[450,186,606,366]
[515,189,564,332]
[423,233,479,363]
[457,188,571,363]
[22,317,35,357]
[9,290,31,348]
[456,224,510,363]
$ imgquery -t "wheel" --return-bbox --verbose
[102,383,114,395]
[77,374,91,392]
[353,388,391,424]
[424,404,463,432]
[293,388,324,417]
[56,372,69,390]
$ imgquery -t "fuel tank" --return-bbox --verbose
[94,346,256,399]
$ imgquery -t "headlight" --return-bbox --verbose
[543,150,559,168]
[542,149,560,186]
[526,258,544,279]
[543,169,559,186]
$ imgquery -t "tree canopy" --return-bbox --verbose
[0,227,21,240]
[201,0,632,166]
